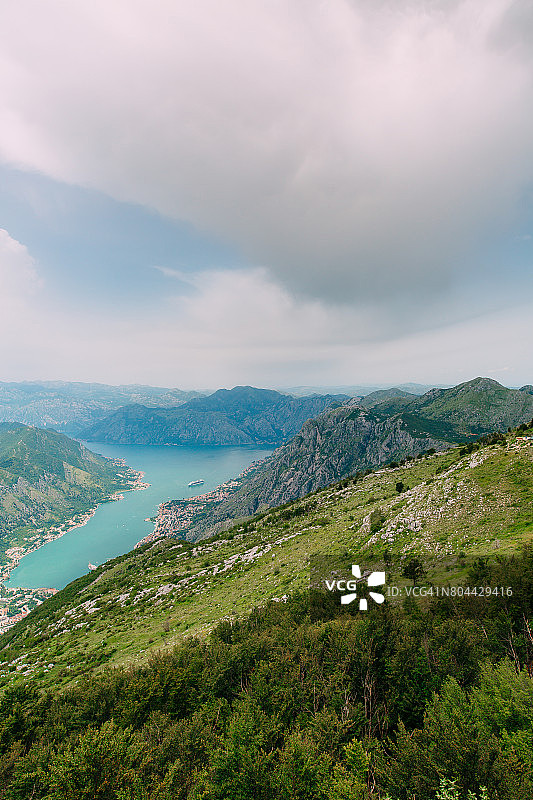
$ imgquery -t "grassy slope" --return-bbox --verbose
[374,377,533,435]
[1,428,531,692]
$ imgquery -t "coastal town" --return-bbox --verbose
[0,462,149,635]
[0,509,108,636]
[0,586,58,635]
[135,459,266,547]
[1,457,264,630]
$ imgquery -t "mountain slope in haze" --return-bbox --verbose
[357,387,417,407]
[283,382,439,397]
[0,380,203,434]
[81,386,348,445]
[170,378,533,538]
[0,423,135,566]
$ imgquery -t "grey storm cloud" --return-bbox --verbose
[1,0,532,308]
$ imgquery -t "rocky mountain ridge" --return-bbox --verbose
[169,378,533,539]
[366,377,533,430]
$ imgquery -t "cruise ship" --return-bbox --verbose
[187,479,205,487]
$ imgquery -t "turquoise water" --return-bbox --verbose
[6,443,271,590]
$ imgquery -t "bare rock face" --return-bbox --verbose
[181,378,533,539]
[184,406,450,538]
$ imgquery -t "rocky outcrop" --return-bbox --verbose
[181,378,533,539]
[184,405,450,538]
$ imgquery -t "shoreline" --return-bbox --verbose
[0,468,150,589]
[136,458,266,548]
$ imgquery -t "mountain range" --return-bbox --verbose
[0,380,203,435]
[0,382,532,798]
[81,386,348,445]
[2,418,532,688]
[1,422,531,800]
[280,382,439,397]
[160,378,533,539]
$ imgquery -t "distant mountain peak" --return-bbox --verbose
[80,387,348,446]
[460,377,505,390]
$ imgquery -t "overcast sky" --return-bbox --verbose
[0,0,532,389]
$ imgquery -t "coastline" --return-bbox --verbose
[1,448,271,632]
[0,467,150,634]
[0,467,150,588]
[136,458,266,548]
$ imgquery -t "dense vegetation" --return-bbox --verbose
[0,549,531,799]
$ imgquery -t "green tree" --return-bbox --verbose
[402,557,426,586]
[274,731,332,800]
[201,700,277,800]
[44,720,146,800]
[329,738,370,800]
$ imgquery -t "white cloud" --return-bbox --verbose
[1,2,532,387]
[0,0,532,314]
[152,266,192,282]
[0,228,42,298]
[0,230,45,377]
[1,252,530,388]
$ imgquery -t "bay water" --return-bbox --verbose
[6,442,271,590]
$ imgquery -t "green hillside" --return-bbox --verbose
[371,377,533,433]
[2,424,532,691]
[358,387,417,407]
[0,423,135,568]
[0,425,531,799]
